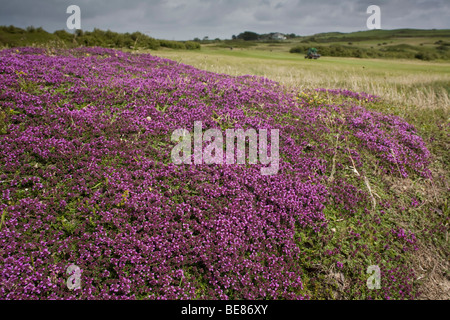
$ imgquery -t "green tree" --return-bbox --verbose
[237,31,259,41]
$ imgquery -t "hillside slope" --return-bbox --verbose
[0,47,447,299]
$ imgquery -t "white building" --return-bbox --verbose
[272,33,286,40]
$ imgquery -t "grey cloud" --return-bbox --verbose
[0,0,448,40]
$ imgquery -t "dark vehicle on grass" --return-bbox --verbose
[305,47,321,59]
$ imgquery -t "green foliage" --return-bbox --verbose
[184,41,201,50]
[0,109,8,135]
[159,39,186,49]
[302,29,450,43]
[0,25,60,47]
[237,31,259,41]
[53,29,74,42]
[1,25,26,34]
[290,43,450,60]
[290,29,450,61]
[0,25,199,51]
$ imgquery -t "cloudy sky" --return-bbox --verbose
[1,0,449,40]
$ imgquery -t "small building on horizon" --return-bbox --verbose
[272,32,287,40]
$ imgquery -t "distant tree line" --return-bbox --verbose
[290,43,450,61]
[189,32,297,44]
[231,31,297,41]
[300,29,450,44]
[0,25,200,50]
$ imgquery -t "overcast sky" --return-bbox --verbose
[1,0,449,40]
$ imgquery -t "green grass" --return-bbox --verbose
[308,28,450,41]
[150,47,450,107]
[203,29,450,61]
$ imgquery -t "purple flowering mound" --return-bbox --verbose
[0,47,432,299]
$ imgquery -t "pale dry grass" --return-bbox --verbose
[150,50,450,112]
[414,243,450,300]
